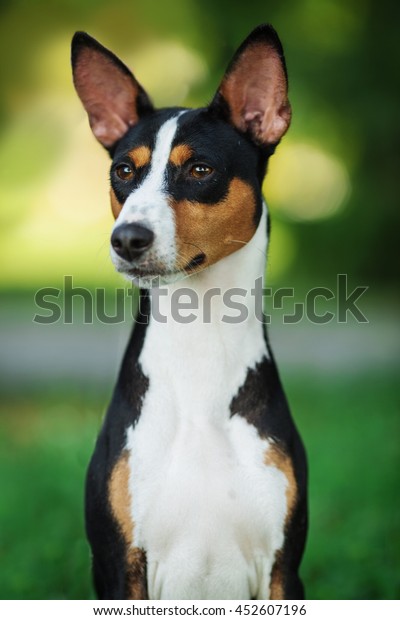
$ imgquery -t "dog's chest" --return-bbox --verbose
[123,314,288,599]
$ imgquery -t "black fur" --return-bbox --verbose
[86,293,150,599]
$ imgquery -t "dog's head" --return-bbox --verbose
[71,25,290,286]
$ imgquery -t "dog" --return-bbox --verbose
[71,23,307,600]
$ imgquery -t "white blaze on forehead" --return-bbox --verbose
[112,113,184,269]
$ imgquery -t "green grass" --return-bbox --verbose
[0,388,103,600]
[285,372,400,599]
[0,373,399,599]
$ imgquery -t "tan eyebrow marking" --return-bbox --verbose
[128,145,151,168]
[169,144,193,167]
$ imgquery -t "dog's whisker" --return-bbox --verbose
[229,238,268,260]
[228,239,247,246]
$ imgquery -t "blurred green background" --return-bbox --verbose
[0,0,399,600]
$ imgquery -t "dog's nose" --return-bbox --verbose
[111,223,154,261]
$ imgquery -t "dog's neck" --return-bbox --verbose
[137,205,268,420]
[138,205,268,421]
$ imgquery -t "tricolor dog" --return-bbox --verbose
[71,24,307,600]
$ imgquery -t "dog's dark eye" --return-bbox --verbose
[190,164,213,179]
[115,164,134,181]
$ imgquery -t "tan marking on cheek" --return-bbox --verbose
[108,453,148,599]
[110,188,123,219]
[172,177,257,269]
[169,144,193,167]
[128,145,151,168]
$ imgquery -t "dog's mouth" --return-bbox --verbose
[184,253,206,271]
[119,252,206,281]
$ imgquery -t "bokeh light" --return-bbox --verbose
[265,141,351,222]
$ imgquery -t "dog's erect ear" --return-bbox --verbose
[209,24,291,147]
[71,32,154,150]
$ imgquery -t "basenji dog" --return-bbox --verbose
[71,24,307,601]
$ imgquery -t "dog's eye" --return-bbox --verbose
[115,164,134,181]
[190,164,213,179]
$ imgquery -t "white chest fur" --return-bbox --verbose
[126,398,288,600]
[124,208,289,599]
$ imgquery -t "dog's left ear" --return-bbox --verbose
[210,24,291,147]
[71,32,154,151]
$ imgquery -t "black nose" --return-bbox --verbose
[111,223,154,261]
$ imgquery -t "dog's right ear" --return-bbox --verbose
[71,32,154,151]
[209,24,291,148]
